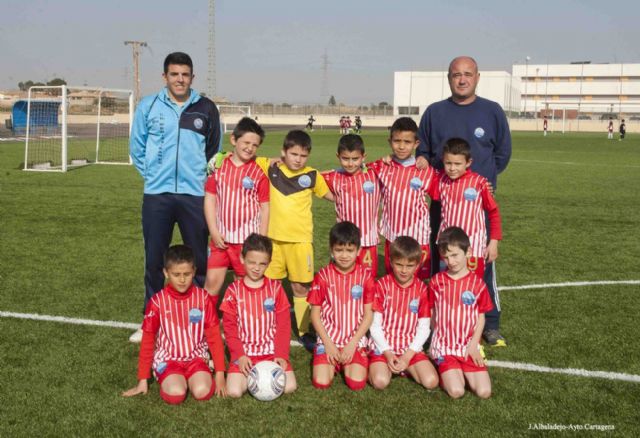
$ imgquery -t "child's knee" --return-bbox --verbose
[475,386,492,399]
[421,373,439,390]
[191,383,214,401]
[344,376,367,391]
[160,388,187,405]
[446,386,465,399]
[369,373,390,390]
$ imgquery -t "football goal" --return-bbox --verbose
[23,86,134,172]
[218,105,252,133]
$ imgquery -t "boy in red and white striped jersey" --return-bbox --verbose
[323,134,381,275]
[122,245,227,404]
[436,137,502,278]
[308,221,375,391]
[220,234,297,397]
[204,118,270,304]
[429,227,493,399]
[368,236,439,390]
[369,117,439,280]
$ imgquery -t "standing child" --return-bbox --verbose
[429,227,493,399]
[122,245,226,404]
[308,221,375,391]
[370,117,439,280]
[368,236,439,391]
[608,117,614,140]
[220,234,297,397]
[255,130,334,349]
[543,116,548,136]
[323,134,381,274]
[204,117,269,303]
[619,119,626,141]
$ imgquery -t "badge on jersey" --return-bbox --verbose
[474,127,485,138]
[242,176,255,190]
[373,347,382,356]
[363,180,375,194]
[194,118,204,129]
[435,356,445,365]
[189,308,203,324]
[409,298,420,314]
[461,291,476,306]
[409,177,423,191]
[351,285,363,300]
[316,344,326,355]
[264,297,275,312]
[463,187,478,201]
[156,361,168,374]
[298,175,311,188]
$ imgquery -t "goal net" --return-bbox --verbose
[218,105,252,133]
[24,86,133,172]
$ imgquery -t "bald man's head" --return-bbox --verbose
[447,56,480,104]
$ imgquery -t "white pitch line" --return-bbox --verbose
[500,280,640,291]
[488,360,640,383]
[2,306,640,383]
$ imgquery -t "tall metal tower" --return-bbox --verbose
[321,49,330,104]
[207,0,216,99]
[124,40,147,106]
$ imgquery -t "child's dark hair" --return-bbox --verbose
[164,244,195,268]
[389,236,422,263]
[389,117,418,138]
[329,221,361,249]
[242,233,273,258]
[283,129,312,151]
[164,52,193,74]
[232,117,265,143]
[437,226,471,254]
[337,134,365,154]
[443,138,472,161]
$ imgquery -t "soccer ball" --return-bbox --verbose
[247,360,286,401]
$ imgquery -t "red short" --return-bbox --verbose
[227,355,293,373]
[433,354,487,374]
[439,256,485,276]
[357,245,379,276]
[384,240,431,280]
[154,358,211,385]
[313,345,369,371]
[207,243,245,276]
[368,350,429,367]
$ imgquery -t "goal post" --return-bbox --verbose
[217,105,252,133]
[23,86,134,172]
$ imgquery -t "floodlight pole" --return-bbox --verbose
[523,56,530,117]
[124,40,147,106]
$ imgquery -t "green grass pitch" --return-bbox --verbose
[0,130,639,436]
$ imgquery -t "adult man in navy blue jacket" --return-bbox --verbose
[416,56,511,347]
[129,52,221,342]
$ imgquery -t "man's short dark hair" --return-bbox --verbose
[443,138,472,161]
[283,130,312,151]
[164,52,193,74]
[329,221,361,249]
[232,117,265,143]
[437,226,471,254]
[389,117,418,138]
[164,244,195,269]
[337,134,365,155]
[242,233,273,258]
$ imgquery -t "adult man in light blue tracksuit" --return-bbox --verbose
[129,52,221,342]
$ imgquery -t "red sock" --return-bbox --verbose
[344,376,366,391]
[312,380,332,390]
[193,383,215,401]
[160,389,186,405]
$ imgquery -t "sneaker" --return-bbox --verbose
[298,333,317,353]
[483,329,507,347]
[128,328,143,343]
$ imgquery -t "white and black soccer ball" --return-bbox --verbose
[247,360,286,401]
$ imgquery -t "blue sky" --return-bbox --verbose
[1,0,638,104]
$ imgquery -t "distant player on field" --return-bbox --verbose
[204,117,269,303]
[619,119,626,141]
[308,222,375,391]
[323,134,381,274]
[608,117,614,140]
[220,234,297,397]
[306,114,316,131]
[354,115,362,134]
[543,116,548,136]
[122,245,226,404]
[429,227,493,399]
[368,236,439,391]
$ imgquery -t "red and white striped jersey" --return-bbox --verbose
[428,271,493,358]
[370,274,430,354]
[308,263,375,348]
[436,171,502,257]
[370,159,438,245]
[204,157,269,244]
[322,168,381,247]
[219,278,289,357]
[142,284,217,372]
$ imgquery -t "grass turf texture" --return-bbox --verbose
[1,130,639,436]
